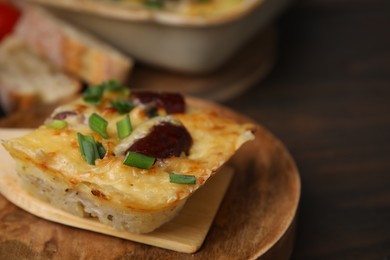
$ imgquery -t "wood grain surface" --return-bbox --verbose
[0,98,300,259]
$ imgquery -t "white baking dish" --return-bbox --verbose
[27,0,290,73]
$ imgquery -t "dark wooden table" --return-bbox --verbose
[225,0,390,258]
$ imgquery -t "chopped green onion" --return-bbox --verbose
[123,151,155,169]
[46,119,67,129]
[83,86,104,105]
[121,88,131,97]
[89,113,109,139]
[111,98,134,114]
[169,173,196,184]
[116,114,132,139]
[83,81,131,106]
[101,80,122,92]
[78,132,94,157]
[81,139,97,165]
[77,133,105,165]
[96,141,107,159]
[101,80,130,97]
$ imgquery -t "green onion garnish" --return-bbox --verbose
[96,141,107,159]
[89,113,109,139]
[169,173,196,184]
[83,86,104,105]
[77,133,95,162]
[111,98,134,114]
[102,80,122,92]
[83,81,130,106]
[116,114,132,139]
[123,151,155,169]
[121,88,131,97]
[104,80,121,91]
[46,119,67,129]
[81,138,97,165]
[102,80,130,97]
[77,133,106,165]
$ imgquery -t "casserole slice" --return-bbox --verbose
[3,82,255,233]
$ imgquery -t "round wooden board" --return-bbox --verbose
[0,97,300,259]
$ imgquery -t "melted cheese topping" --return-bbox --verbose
[4,93,254,211]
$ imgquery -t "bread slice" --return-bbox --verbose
[14,5,133,85]
[0,36,81,114]
[2,87,255,233]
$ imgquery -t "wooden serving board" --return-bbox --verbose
[0,98,300,259]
